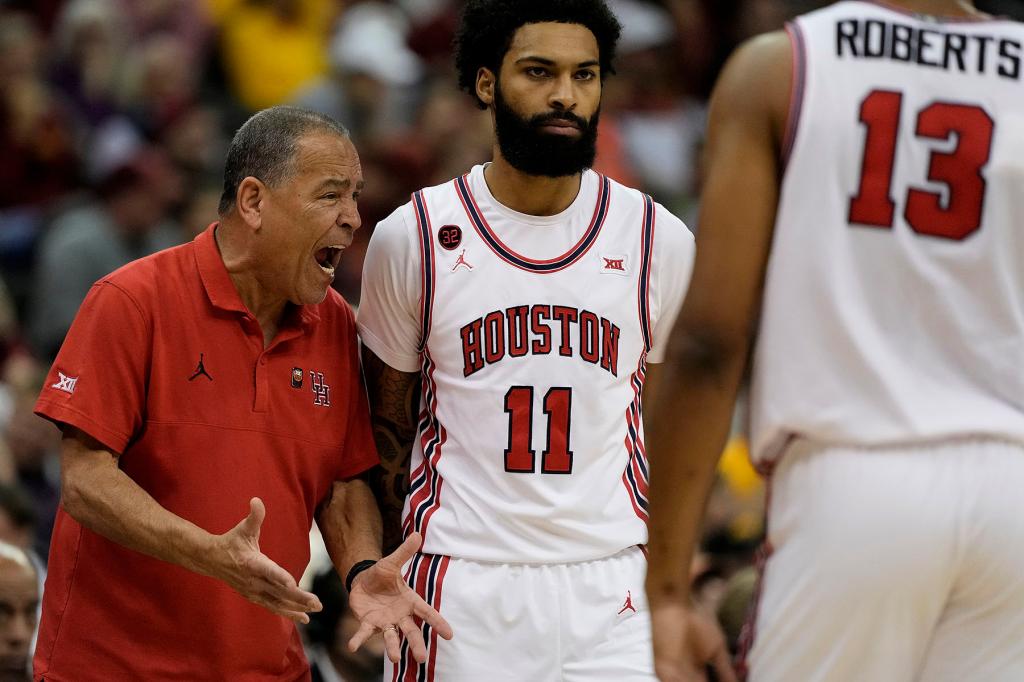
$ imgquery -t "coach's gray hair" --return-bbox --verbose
[218,106,350,215]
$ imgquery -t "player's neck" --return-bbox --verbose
[882,0,985,18]
[483,153,583,217]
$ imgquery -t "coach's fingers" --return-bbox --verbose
[383,625,403,663]
[399,616,428,662]
[413,599,453,639]
[348,620,376,653]
[255,578,321,614]
[256,586,322,615]
[251,593,310,624]
[383,532,422,570]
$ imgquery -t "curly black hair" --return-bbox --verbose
[454,0,623,109]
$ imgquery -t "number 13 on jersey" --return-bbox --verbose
[504,386,573,474]
[848,89,994,240]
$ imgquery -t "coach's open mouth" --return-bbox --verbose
[314,246,344,275]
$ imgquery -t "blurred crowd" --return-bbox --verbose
[0,0,1020,677]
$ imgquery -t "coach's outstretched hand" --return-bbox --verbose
[347,532,454,663]
[651,601,736,682]
[212,497,323,624]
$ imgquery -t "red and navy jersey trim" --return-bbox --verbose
[637,194,656,353]
[412,191,436,351]
[782,22,808,168]
[453,172,611,273]
[393,552,451,682]
[621,360,650,522]
[404,348,446,542]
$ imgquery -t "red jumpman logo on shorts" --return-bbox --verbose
[617,590,637,615]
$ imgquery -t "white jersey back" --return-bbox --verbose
[751,1,1024,465]
[358,165,693,562]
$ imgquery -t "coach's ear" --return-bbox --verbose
[235,176,265,231]
[476,67,496,106]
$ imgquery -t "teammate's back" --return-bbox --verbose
[751,0,1024,464]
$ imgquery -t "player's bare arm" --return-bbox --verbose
[644,29,790,682]
[58,425,322,623]
[361,345,420,554]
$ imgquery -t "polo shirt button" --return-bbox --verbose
[259,358,266,365]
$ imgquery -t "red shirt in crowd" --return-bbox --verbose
[34,226,378,681]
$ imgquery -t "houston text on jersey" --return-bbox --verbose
[460,304,621,378]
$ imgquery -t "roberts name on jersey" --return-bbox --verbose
[836,16,1022,79]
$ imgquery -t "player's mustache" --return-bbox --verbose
[527,111,590,130]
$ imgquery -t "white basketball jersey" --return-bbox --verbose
[751,1,1024,465]
[358,165,693,562]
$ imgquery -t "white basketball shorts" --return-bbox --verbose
[385,545,654,681]
[740,437,1024,681]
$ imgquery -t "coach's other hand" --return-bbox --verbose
[347,532,454,663]
[209,497,323,624]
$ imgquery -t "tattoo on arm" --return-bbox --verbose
[361,347,420,554]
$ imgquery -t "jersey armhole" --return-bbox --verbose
[782,21,809,169]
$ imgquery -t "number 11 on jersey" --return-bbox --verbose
[504,386,574,474]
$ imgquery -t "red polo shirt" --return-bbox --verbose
[33,226,378,681]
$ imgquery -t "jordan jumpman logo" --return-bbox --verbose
[617,590,637,615]
[188,353,213,381]
[451,249,474,272]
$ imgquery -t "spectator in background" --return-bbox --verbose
[305,569,385,682]
[49,0,125,130]
[121,32,201,138]
[28,147,182,360]
[218,0,339,112]
[294,1,425,144]
[0,13,80,212]
[0,485,36,559]
[114,0,212,59]
[0,354,59,563]
[610,0,704,208]
[178,182,225,241]
[0,542,37,682]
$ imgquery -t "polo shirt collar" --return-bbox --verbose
[193,224,322,331]
[195,224,249,315]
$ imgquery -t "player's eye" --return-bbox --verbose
[575,70,597,81]
[526,66,549,78]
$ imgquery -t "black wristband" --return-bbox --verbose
[345,559,378,592]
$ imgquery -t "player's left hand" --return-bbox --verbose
[650,600,735,682]
[347,532,454,663]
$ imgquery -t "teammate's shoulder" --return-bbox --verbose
[372,199,420,241]
[722,29,792,90]
[599,173,692,236]
[652,201,695,254]
[599,171,655,208]
[709,29,792,135]
[420,170,469,197]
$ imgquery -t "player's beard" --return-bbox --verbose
[492,82,600,178]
